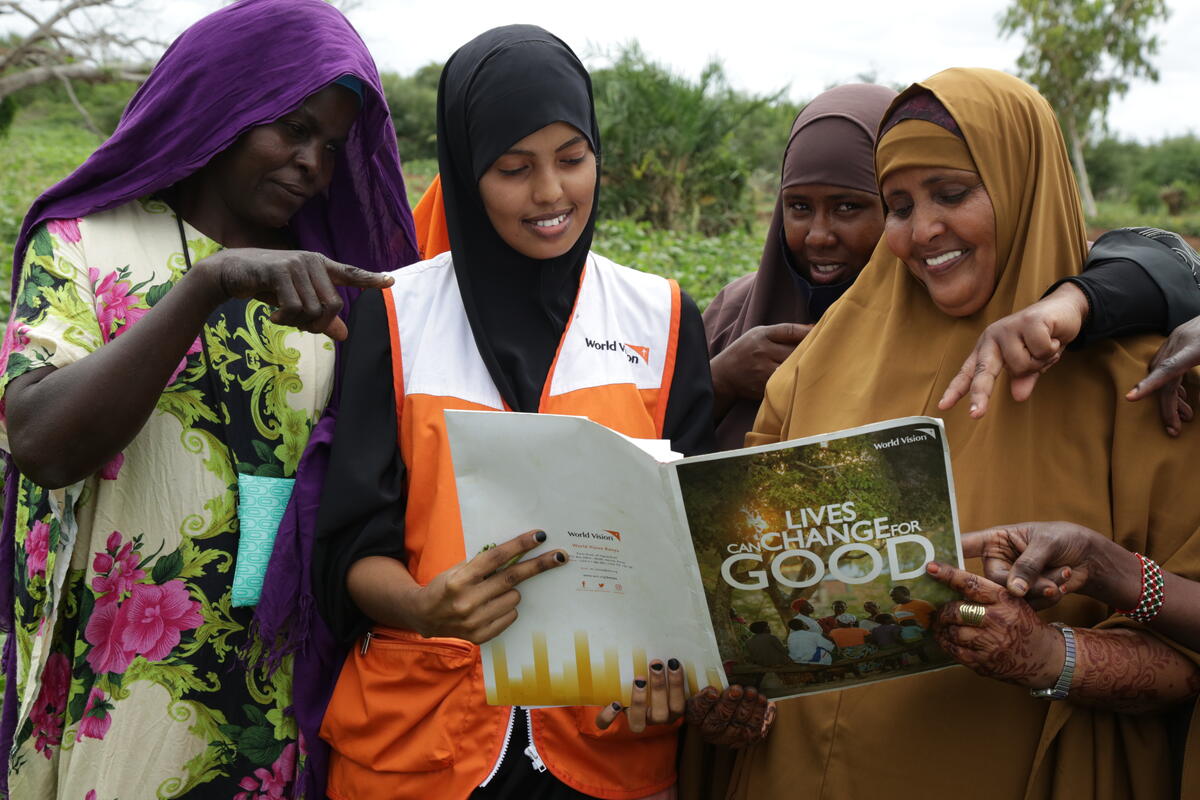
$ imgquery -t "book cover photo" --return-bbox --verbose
[674,419,963,698]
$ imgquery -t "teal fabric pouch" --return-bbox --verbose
[232,473,295,607]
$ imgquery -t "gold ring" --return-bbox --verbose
[959,602,987,627]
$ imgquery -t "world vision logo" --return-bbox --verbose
[567,529,624,542]
[583,337,651,366]
[872,427,939,450]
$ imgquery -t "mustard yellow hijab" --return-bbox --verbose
[736,68,1200,800]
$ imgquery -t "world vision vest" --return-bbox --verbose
[321,251,684,800]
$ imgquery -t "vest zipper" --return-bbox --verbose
[359,631,372,655]
[523,708,547,772]
[478,706,516,787]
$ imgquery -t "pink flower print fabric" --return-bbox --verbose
[24,519,49,579]
[235,742,297,800]
[30,652,71,758]
[77,688,113,741]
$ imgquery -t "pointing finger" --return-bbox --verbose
[324,258,396,289]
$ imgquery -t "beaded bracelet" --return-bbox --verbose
[1115,553,1165,624]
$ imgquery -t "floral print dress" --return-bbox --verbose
[0,197,334,799]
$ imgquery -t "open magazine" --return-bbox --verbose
[447,411,963,706]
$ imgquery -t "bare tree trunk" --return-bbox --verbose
[1066,116,1098,218]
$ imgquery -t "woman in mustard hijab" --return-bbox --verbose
[737,68,1200,800]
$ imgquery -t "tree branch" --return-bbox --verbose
[57,72,104,138]
[0,60,150,101]
[0,0,114,70]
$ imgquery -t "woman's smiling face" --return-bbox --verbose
[881,166,998,317]
[478,121,596,260]
[781,183,884,286]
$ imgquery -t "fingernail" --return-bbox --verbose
[651,662,664,672]
[534,530,547,543]
[635,679,647,689]
[554,552,566,563]
[667,658,680,671]
[927,562,940,574]
[1010,578,1027,594]
[969,403,978,414]
[611,701,621,711]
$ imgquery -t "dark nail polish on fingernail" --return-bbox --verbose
[611,701,621,710]
[635,679,647,689]
[667,658,680,670]
[534,530,547,543]
[651,662,664,672]
[554,552,565,563]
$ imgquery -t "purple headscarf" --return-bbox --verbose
[1,0,417,795]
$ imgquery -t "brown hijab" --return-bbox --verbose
[735,68,1200,800]
[703,83,895,449]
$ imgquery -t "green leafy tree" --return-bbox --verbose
[380,62,441,162]
[591,43,782,235]
[999,0,1169,217]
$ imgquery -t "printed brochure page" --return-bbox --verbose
[447,411,963,706]
[446,410,726,707]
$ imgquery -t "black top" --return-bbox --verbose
[1058,227,1200,346]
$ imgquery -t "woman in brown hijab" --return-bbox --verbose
[737,68,1200,800]
[703,84,896,450]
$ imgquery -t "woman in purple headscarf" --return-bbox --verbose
[0,0,417,796]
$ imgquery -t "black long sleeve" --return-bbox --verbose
[662,290,718,457]
[1053,227,1200,348]
[313,288,407,644]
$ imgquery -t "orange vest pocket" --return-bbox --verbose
[321,628,481,774]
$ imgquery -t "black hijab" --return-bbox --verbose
[437,25,600,412]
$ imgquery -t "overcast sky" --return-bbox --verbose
[68,0,1200,142]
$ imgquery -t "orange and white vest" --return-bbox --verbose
[321,251,684,800]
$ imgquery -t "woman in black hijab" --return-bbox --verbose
[311,25,765,800]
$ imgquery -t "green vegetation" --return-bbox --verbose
[2,43,1197,328]
[0,113,103,320]
[1000,0,1170,216]
[593,219,763,309]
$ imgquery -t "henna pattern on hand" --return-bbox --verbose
[933,577,1060,688]
[1069,628,1200,713]
[929,560,1200,712]
[685,685,773,748]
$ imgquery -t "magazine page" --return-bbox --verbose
[446,410,726,708]
[669,417,963,700]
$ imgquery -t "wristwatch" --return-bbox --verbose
[1030,624,1076,700]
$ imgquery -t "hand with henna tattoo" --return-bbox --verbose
[964,522,1200,654]
[684,685,776,748]
[927,561,1200,712]
[926,562,1064,689]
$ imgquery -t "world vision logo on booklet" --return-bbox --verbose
[872,427,939,451]
[583,337,651,366]
[566,529,623,542]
